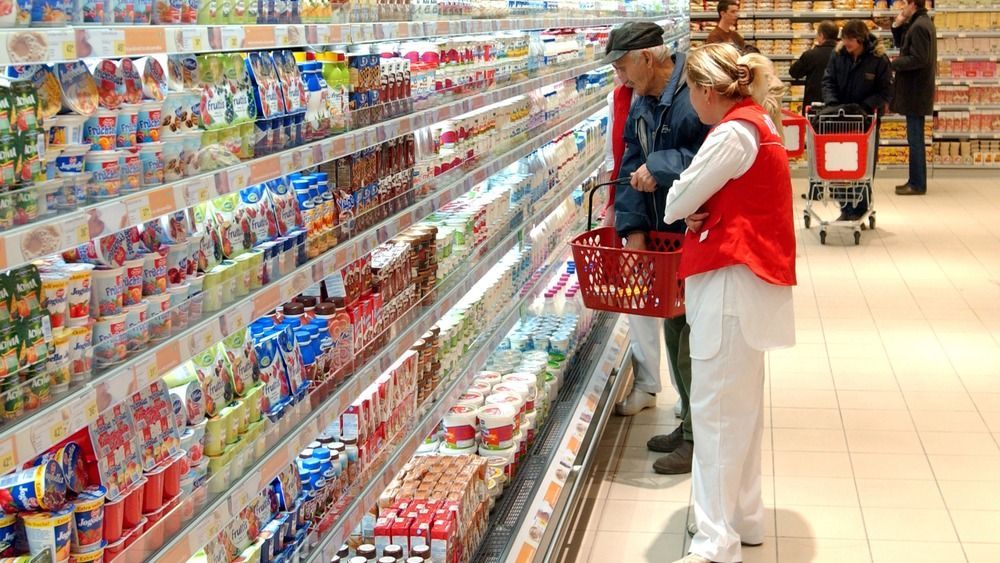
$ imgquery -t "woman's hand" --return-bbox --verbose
[630,165,657,192]
[685,212,710,233]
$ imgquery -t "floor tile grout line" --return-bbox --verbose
[841,187,973,562]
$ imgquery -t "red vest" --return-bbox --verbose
[606,85,633,212]
[678,99,797,286]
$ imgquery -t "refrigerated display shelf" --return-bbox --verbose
[132,131,609,563]
[305,226,591,563]
[0,88,611,483]
[0,15,676,65]
[937,77,1000,85]
[935,104,1000,110]
[0,46,641,271]
[937,30,1000,37]
[471,311,623,563]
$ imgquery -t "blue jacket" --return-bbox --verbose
[614,52,710,237]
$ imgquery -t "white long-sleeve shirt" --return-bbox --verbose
[663,119,795,358]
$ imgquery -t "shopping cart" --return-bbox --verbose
[803,104,879,245]
[569,179,685,318]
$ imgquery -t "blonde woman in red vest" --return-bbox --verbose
[655,43,796,563]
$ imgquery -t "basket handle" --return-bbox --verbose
[586,177,632,230]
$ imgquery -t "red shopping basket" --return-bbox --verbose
[569,180,685,318]
[781,109,808,158]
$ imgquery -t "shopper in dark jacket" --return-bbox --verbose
[822,20,892,222]
[605,21,710,476]
[790,20,838,112]
[822,21,892,115]
[891,0,936,195]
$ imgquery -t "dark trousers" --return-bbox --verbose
[906,114,927,190]
[664,314,692,441]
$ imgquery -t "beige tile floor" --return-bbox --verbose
[554,176,1000,563]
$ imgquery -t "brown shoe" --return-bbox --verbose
[652,440,693,474]
[647,425,684,453]
[895,184,926,195]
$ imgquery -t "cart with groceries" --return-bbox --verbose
[802,104,879,245]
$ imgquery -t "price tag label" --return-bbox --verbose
[279,153,296,175]
[321,140,335,162]
[113,39,126,56]
[226,165,250,192]
[179,177,215,206]
[0,440,15,474]
[126,195,153,225]
[224,301,254,334]
[182,29,207,51]
[49,420,69,443]
[315,25,331,44]
[221,27,242,50]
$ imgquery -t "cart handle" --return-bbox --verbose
[586,177,632,230]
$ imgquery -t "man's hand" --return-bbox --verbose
[629,164,657,192]
[625,232,647,251]
[685,212,710,233]
[895,2,915,25]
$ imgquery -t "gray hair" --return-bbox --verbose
[629,44,672,64]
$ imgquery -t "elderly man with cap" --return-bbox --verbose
[605,22,710,475]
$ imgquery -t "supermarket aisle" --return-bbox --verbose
[556,175,1000,563]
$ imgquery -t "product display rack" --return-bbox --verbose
[0,10,693,561]
[471,313,630,563]
[140,117,613,563]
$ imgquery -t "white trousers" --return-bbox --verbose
[627,314,672,394]
[689,313,766,563]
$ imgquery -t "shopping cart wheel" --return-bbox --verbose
[868,215,876,230]
[820,230,827,245]
[803,214,811,229]
[854,231,861,245]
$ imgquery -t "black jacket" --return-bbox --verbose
[891,9,937,116]
[615,53,710,237]
[790,40,836,111]
[822,36,893,114]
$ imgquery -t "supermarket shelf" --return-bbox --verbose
[0,88,611,482]
[305,214,589,563]
[937,30,1000,37]
[938,54,1000,61]
[880,138,930,145]
[932,5,1000,12]
[937,77,1000,85]
[0,15,672,65]
[876,164,909,170]
[933,132,1000,139]
[935,104,1000,110]
[933,163,1000,169]
[770,54,800,60]
[146,142,607,563]
[473,313,629,563]
[0,43,642,272]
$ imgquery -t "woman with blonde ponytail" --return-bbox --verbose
[661,43,796,563]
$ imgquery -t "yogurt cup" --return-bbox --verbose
[89,265,124,317]
[477,404,517,450]
[48,358,72,394]
[167,283,190,331]
[67,321,94,381]
[123,301,149,351]
[71,485,106,551]
[138,142,164,187]
[0,460,67,512]
[54,61,99,117]
[141,251,167,296]
[69,542,105,562]
[146,293,172,342]
[180,130,202,176]
[41,272,70,329]
[121,257,145,307]
[455,390,485,409]
[83,151,122,200]
[163,241,190,286]
[137,101,163,144]
[93,312,127,367]
[46,114,88,147]
[21,506,74,562]
[0,513,15,557]
[187,233,205,275]
[83,108,117,151]
[443,404,477,448]
[58,172,91,209]
[142,463,167,513]
[102,495,125,544]
[116,104,139,149]
[161,136,184,182]
[119,148,141,194]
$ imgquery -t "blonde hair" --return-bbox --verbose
[686,43,787,135]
